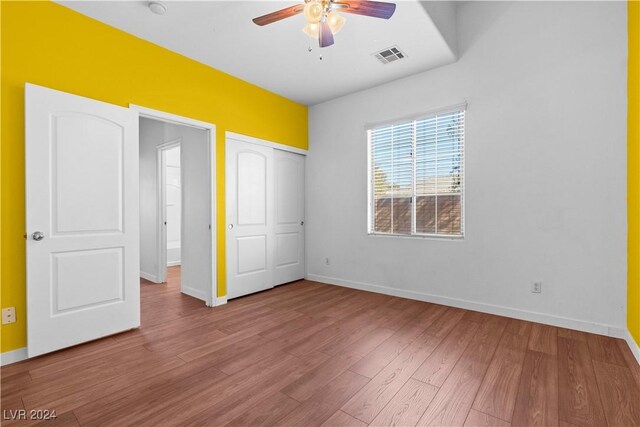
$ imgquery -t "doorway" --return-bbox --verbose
[136,106,217,307]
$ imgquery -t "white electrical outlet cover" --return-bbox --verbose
[2,307,16,324]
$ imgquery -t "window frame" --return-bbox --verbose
[366,104,466,240]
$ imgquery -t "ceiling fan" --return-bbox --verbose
[252,0,397,48]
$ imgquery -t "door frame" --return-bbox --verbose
[156,138,182,284]
[224,131,308,299]
[132,104,219,307]
[226,131,308,156]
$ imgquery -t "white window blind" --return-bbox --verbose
[368,108,465,237]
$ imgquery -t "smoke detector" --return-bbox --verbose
[148,1,167,15]
[373,46,407,64]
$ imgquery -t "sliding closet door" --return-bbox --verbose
[226,139,274,299]
[274,150,305,285]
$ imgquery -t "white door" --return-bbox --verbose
[179,126,212,303]
[164,145,181,267]
[25,84,140,357]
[226,139,274,299]
[274,150,305,285]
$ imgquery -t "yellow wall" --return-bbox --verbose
[0,1,308,353]
[630,0,640,348]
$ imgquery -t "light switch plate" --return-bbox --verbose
[2,307,16,324]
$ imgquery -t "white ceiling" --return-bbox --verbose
[56,1,458,105]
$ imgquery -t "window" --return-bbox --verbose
[368,107,465,237]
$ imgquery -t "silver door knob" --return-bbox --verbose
[32,231,45,241]
[228,224,234,230]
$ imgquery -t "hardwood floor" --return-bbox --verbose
[2,266,640,426]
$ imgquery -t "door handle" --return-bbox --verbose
[300,221,304,226]
[228,224,234,230]
[31,231,45,241]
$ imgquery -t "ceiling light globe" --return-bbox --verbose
[302,23,320,39]
[304,1,324,24]
[327,11,345,34]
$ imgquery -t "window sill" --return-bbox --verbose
[368,232,464,241]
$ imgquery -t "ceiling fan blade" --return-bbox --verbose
[335,1,396,19]
[252,4,304,26]
[319,20,335,48]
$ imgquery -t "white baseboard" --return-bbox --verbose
[215,296,228,306]
[140,271,161,283]
[307,273,626,339]
[625,330,640,366]
[167,261,181,267]
[1,347,28,366]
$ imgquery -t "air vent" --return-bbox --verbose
[373,46,407,64]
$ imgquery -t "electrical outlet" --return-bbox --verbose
[532,282,542,294]
[325,257,330,266]
[2,307,16,325]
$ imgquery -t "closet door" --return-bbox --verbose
[274,150,305,285]
[226,139,274,299]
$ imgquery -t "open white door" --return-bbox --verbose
[180,126,212,303]
[226,139,274,299]
[26,84,140,357]
[274,150,305,285]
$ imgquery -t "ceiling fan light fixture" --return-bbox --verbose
[304,1,324,23]
[302,22,320,39]
[327,11,345,34]
[252,0,396,50]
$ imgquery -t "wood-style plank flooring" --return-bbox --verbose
[2,266,640,426]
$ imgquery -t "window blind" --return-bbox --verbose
[368,108,465,237]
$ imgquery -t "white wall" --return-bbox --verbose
[139,118,164,280]
[306,1,628,334]
[419,1,458,57]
